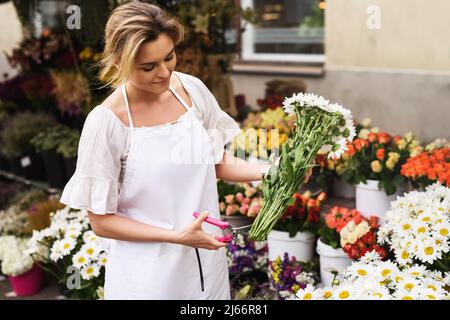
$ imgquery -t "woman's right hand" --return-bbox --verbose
[176,211,227,250]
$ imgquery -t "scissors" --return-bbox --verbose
[192,211,252,242]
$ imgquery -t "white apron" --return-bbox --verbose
[104,83,230,300]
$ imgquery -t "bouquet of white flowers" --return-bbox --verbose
[249,93,356,240]
[294,251,450,300]
[0,236,34,277]
[26,206,107,299]
[377,183,450,271]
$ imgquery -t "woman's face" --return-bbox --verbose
[130,33,177,95]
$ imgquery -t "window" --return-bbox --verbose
[240,0,325,63]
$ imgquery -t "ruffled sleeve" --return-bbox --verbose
[60,106,127,215]
[178,71,241,164]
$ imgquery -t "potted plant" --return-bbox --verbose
[0,235,44,296]
[267,191,325,262]
[317,206,385,287]
[336,130,422,219]
[0,111,57,180]
[31,124,70,189]
[218,181,262,227]
[56,128,80,182]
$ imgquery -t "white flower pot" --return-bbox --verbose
[355,179,399,222]
[316,239,351,287]
[332,178,356,199]
[267,230,315,262]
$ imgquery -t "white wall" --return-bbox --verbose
[0,1,23,80]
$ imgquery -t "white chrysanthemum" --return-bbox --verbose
[80,263,101,280]
[72,250,89,269]
[81,243,101,260]
[295,284,319,300]
[360,250,382,264]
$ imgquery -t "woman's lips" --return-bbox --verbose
[153,78,168,85]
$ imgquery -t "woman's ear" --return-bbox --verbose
[113,57,120,68]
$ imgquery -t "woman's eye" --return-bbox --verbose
[142,55,173,72]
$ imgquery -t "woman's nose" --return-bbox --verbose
[157,62,170,78]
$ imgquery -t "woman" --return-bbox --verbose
[61,2,304,300]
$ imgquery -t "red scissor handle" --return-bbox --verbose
[193,211,229,230]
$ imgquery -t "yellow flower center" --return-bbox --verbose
[410,272,420,276]
[357,269,368,276]
[417,227,426,234]
[381,269,391,277]
[63,243,70,249]
[401,251,409,260]
[374,292,383,298]
[86,267,94,274]
[339,291,350,299]
[402,296,413,300]
[439,229,449,236]
[428,285,437,291]
[422,217,430,222]
[424,247,434,255]
[403,224,411,230]
[78,257,85,263]
[303,293,312,300]
[323,291,332,299]
[426,294,436,300]
[404,283,414,291]
[395,276,403,283]
[86,248,94,255]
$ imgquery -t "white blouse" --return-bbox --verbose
[60,71,241,214]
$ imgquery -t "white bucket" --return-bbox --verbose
[267,230,315,262]
[316,239,351,287]
[332,178,356,199]
[355,179,399,223]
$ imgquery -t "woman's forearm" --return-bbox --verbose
[88,212,180,243]
[215,152,271,182]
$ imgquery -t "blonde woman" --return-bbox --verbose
[60,2,277,300]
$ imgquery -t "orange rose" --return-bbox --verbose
[368,132,378,143]
[376,148,385,160]
[378,132,392,144]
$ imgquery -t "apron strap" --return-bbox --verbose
[169,86,192,112]
[122,83,134,130]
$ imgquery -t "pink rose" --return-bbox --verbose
[225,205,234,216]
[240,204,249,215]
[235,192,244,203]
[242,197,251,205]
[225,195,235,204]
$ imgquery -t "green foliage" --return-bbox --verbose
[0,112,57,158]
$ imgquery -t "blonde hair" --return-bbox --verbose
[98,1,184,88]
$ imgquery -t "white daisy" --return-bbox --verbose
[72,250,89,269]
[80,263,101,280]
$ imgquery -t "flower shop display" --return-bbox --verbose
[0,235,44,296]
[342,131,421,218]
[230,108,294,161]
[226,233,268,276]
[26,206,107,299]
[267,191,325,262]
[249,93,356,241]
[295,251,450,300]
[317,206,385,286]
[377,183,450,272]
[401,148,450,189]
[218,181,262,227]
[268,252,319,299]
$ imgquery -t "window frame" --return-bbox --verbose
[240,0,325,64]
